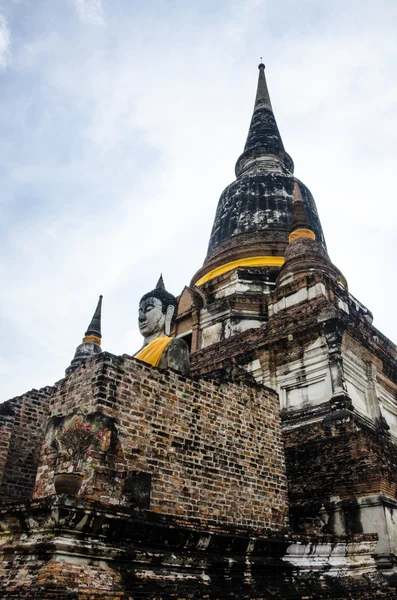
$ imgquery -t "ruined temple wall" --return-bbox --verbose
[283,411,397,554]
[379,379,397,437]
[34,353,289,531]
[191,269,397,421]
[0,387,53,503]
[191,292,334,417]
[342,333,397,435]
[341,332,385,422]
[284,416,397,505]
[0,410,14,488]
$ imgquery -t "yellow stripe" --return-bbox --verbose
[195,256,285,286]
[288,228,316,243]
[82,335,101,345]
[134,336,173,367]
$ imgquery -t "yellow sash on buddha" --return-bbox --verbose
[134,336,173,367]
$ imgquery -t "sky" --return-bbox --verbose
[0,0,396,402]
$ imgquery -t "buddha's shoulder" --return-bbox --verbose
[161,337,190,376]
[167,337,189,350]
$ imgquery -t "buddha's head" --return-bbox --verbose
[138,275,177,341]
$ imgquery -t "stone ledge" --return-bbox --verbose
[0,495,393,599]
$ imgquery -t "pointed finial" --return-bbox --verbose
[156,274,165,291]
[254,60,272,111]
[83,295,103,344]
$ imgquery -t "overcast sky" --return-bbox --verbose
[1,0,396,402]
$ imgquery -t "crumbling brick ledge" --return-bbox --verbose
[0,496,395,599]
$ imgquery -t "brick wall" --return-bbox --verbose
[0,387,53,503]
[0,405,14,488]
[284,412,397,528]
[34,353,289,532]
[190,290,331,379]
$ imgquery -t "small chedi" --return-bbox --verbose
[1,64,397,599]
[67,294,103,373]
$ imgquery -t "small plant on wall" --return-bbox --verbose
[57,416,107,471]
[54,416,108,495]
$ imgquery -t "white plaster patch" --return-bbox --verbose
[286,378,329,408]
[195,534,211,550]
[346,381,368,414]
[286,287,308,307]
[272,284,327,313]
[232,319,262,334]
[283,540,376,574]
[343,350,369,416]
[246,359,262,381]
[201,322,222,348]
[338,298,349,313]
[381,405,397,428]
[378,386,397,435]
[275,336,332,410]
[321,495,397,556]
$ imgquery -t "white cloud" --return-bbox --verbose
[0,0,396,401]
[74,0,105,27]
[0,14,10,67]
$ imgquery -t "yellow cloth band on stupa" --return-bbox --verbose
[288,228,316,243]
[82,335,101,345]
[134,336,173,367]
[195,256,285,286]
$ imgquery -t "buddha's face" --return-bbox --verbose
[138,297,165,338]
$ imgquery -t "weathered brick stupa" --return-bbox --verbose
[177,64,397,569]
[0,64,397,599]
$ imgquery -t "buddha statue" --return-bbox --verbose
[134,276,190,376]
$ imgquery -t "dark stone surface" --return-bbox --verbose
[124,471,152,508]
[85,295,102,338]
[158,336,190,376]
[0,401,14,417]
[206,174,326,262]
[244,106,285,157]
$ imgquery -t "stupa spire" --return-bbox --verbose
[83,295,103,344]
[235,62,293,177]
[66,296,103,374]
[252,62,273,112]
